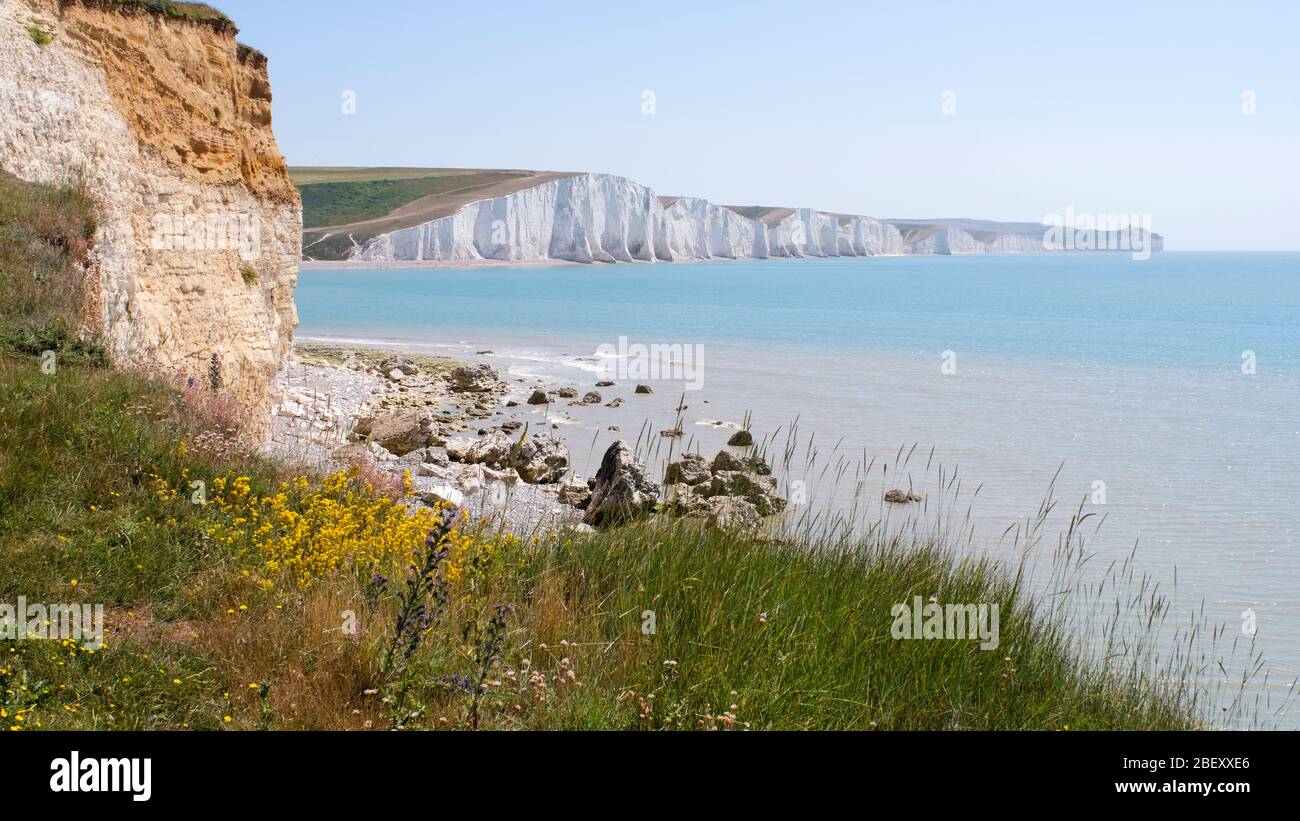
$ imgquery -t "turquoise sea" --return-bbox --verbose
[297,252,1299,726]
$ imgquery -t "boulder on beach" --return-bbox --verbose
[705,470,786,516]
[510,433,570,484]
[417,461,451,479]
[703,496,761,530]
[580,391,602,405]
[665,452,711,485]
[583,441,661,527]
[526,390,549,405]
[595,380,615,387]
[665,482,711,516]
[557,478,592,509]
[712,449,770,476]
[381,356,419,376]
[634,384,653,394]
[421,486,465,509]
[555,386,578,399]
[448,364,499,393]
[444,437,475,462]
[365,410,434,456]
[461,431,515,469]
[711,449,746,473]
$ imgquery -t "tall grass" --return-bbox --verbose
[628,412,1292,729]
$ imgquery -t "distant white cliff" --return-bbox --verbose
[349,173,1157,264]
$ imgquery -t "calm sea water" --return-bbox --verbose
[296,252,1300,725]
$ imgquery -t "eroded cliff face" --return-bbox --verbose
[0,0,300,433]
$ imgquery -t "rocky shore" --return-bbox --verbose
[265,342,787,535]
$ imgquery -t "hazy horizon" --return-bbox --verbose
[219,0,1299,251]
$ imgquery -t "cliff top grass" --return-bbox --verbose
[294,167,582,259]
[294,168,577,231]
[67,0,236,34]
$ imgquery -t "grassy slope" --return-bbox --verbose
[289,167,494,185]
[294,167,574,259]
[298,172,527,230]
[0,174,1207,731]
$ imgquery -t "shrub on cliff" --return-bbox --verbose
[74,1,235,34]
[0,171,106,366]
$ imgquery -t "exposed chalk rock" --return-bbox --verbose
[583,441,661,527]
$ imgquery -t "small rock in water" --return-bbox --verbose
[727,430,754,446]
[526,390,549,405]
[556,386,578,399]
[634,384,653,395]
[606,397,624,409]
[581,391,602,405]
[595,380,615,387]
[884,489,923,504]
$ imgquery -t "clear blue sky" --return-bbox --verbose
[218,0,1299,250]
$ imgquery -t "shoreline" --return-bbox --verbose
[268,340,770,537]
[291,248,1213,272]
[267,341,586,535]
[297,252,923,271]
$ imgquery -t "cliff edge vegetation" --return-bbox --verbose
[1,0,301,433]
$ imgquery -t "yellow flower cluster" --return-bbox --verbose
[206,468,445,589]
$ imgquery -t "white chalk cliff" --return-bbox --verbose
[346,172,1145,264]
[352,174,913,264]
